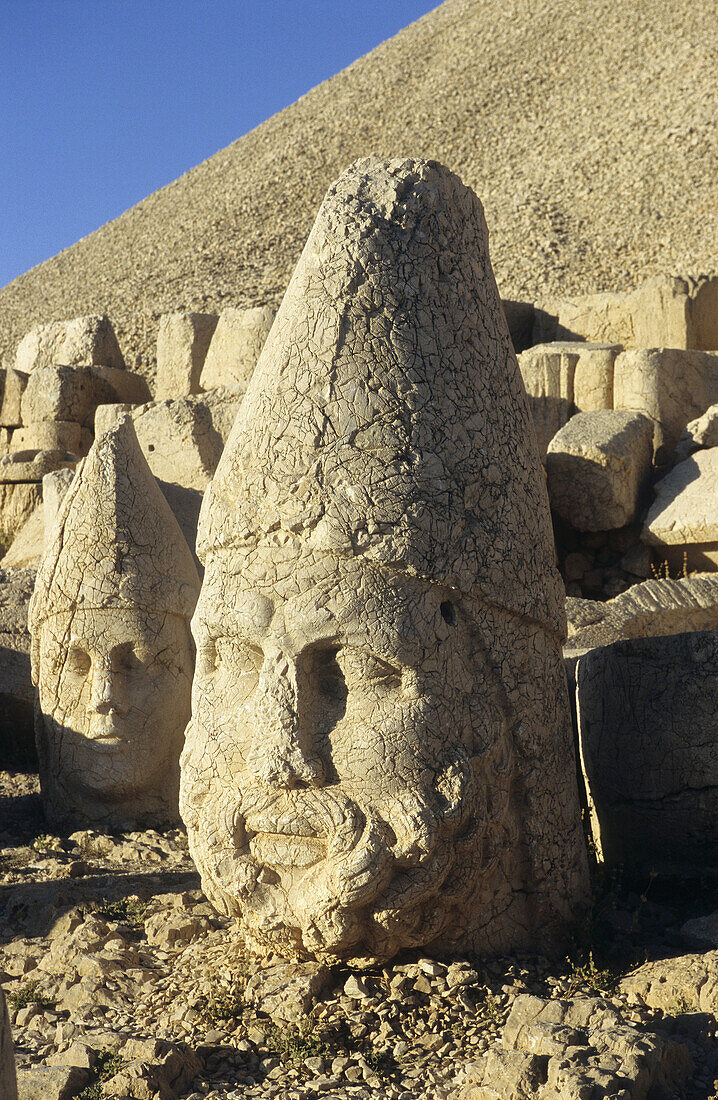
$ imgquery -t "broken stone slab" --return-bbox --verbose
[0,483,42,551]
[565,573,718,656]
[15,314,124,372]
[643,449,718,572]
[1,988,17,1100]
[546,410,653,530]
[576,630,718,870]
[156,311,219,399]
[534,274,705,351]
[620,951,718,1014]
[518,342,620,459]
[11,422,93,457]
[199,305,275,392]
[613,347,718,463]
[95,389,242,489]
[0,369,29,427]
[15,1064,88,1100]
[244,962,330,1025]
[0,449,76,483]
[20,363,150,428]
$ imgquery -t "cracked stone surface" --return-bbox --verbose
[1,987,17,1100]
[28,417,200,829]
[180,157,589,965]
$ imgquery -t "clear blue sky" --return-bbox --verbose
[0,0,437,289]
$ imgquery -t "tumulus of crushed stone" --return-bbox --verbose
[0,0,716,382]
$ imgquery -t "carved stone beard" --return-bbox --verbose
[183,723,515,962]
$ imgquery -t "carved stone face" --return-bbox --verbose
[38,607,193,807]
[181,549,514,961]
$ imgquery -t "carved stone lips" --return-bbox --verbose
[243,809,323,838]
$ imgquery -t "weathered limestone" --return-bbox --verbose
[565,573,718,655]
[0,502,45,569]
[546,410,652,531]
[199,305,275,392]
[11,421,93,457]
[0,483,41,552]
[42,468,76,545]
[20,364,150,428]
[0,988,17,1100]
[180,158,589,964]
[0,567,35,768]
[156,312,219,398]
[534,275,711,351]
[15,314,124,372]
[518,342,619,459]
[0,369,28,427]
[576,630,718,870]
[613,347,718,463]
[29,418,200,829]
[643,450,718,571]
[675,402,718,462]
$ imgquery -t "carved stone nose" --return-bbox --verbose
[247,651,325,788]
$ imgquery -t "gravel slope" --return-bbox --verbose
[0,0,715,381]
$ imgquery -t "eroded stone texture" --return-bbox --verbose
[0,369,29,428]
[29,418,200,828]
[199,306,275,392]
[546,410,653,531]
[156,312,218,399]
[643,450,718,572]
[0,988,17,1100]
[180,158,589,964]
[20,364,150,428]
[15,315,124,372]
[576,630,718,870]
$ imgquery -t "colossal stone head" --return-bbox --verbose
[180,158,589,962]
[29,417,200,828]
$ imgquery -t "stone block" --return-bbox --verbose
[613,347,718,463]
[0,483,42,551]
[565,573,718,656]
[518,342,619,459]
[534,275,698,350]
[156,311,218,399]
[12,421,93,457]
[42,468,76,545]
[20,364,150,428]
[643,450,718,572]
[0,450,76,483]
[576,630,718,869]
[0,369,29,427]
[1,502,45,569]
[0,428,13,454]
[16,1064,88,1100]
[15,314,124,372]
[546,410,652,530]
[675,402,718,462]
[200,305,274,392]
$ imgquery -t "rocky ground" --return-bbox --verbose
[2,768,718,1099]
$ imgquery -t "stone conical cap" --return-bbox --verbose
[201,158,565,635]
[30,416,200,630]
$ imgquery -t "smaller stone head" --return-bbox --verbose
[29,417,200,828]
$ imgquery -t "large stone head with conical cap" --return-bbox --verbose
[181,158,588,963]
[30,416,200,828]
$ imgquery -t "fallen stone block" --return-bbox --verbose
[200,305,274,392]
[15,314,124,372]
[546,410,652,530]
[0,369,29,427]
[620,951,718,1014]
[16,1064,89,1100]
[156,311,218,398]
[0,450,76,482]
[643,449,718,572]
[565,573,718,655]
[12,421,93,457]
[614,347,718,463]
[519,342,620,459]
[244,962,329,1025]
[577,630,718,870]
[20,363,150,428]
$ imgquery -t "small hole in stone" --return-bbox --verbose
[148,444,155,452]
[440,601,456,626]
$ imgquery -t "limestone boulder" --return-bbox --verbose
[20,364,150,428]
[0,369,29,427]
[156,311,218,399]
[565,573,718,655]
[0,566,35,768]
[620,951,718,1015]
[613,347,718,463]
[0,450,76,482]
[11,421,92,457]
[546,410,653,530]
[1,988,17,1100]
[15,314,124,372]
[576,630,718,870]
[199,305,274,392]
[518,342,619,459]
[643,449,718,572]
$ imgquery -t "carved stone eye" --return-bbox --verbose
[315,647,346,703]
[67,646,90,677]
